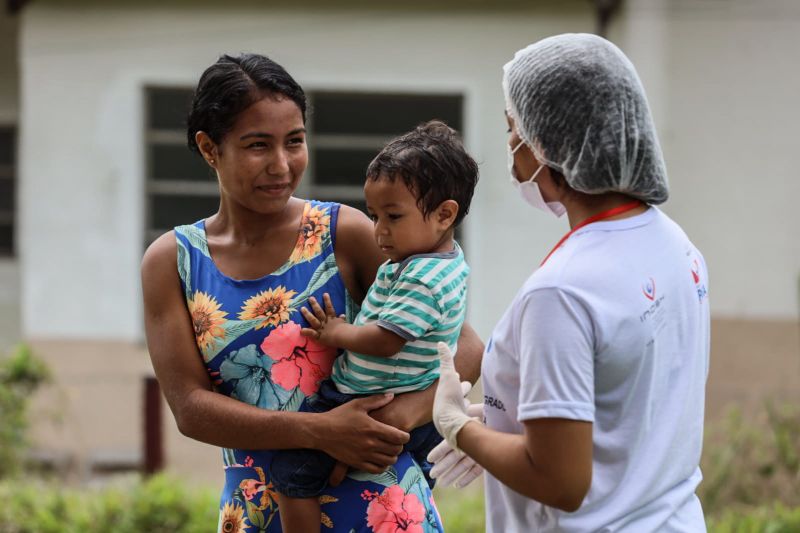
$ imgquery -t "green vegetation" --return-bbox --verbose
[434,485,485,533]
[1,343,798,531]
[0,474,218,533]
[0,344,50,478]
[431,402,800,532]
[706,505,800,533]
[700,404,800,515]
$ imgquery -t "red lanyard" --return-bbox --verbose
[540,201,643,266]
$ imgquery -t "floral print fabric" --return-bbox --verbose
[175,201,443,532]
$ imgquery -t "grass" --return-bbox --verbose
[430,402,800,531]
[433,484,485,533]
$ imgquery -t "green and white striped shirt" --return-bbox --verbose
[331,243,469,394]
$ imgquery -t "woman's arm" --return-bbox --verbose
[334,204,385,304]
[457,418,592,512]
[141,231,409,473]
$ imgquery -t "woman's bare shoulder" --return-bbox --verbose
[334,204,384,301]
[335,204,377,256]
[141,230,178,284]
[336,203,371,230]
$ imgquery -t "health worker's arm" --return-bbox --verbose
[436,287,594,511]
[457,418,592,511]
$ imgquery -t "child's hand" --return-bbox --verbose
[300,293,347,346]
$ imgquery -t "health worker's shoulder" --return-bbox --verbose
[533,207,667,286]
[653,208,706,256]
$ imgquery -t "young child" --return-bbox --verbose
[269,120,479,531]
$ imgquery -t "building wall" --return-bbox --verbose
[617,0,800,321]
[17,2,594,342]
[25,317,799,486]
[18,2,800,344]
[18,2,594,484]
[615,0,800,424]
[16,1,800,485]
[27,339,223,486]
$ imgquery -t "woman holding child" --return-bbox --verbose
[432,34,711,531]
[141,53,481,532]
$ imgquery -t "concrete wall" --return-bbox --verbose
[27,339,222,486]
[17,2,594,343]
[615,0,800,426]
[25,317,798,486]
[15,0,800,485]
[616,0,800,321]
[17,1,800,345]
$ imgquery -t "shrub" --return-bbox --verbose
[433,485,485,533]
[707,504,800,533]
[699,403,800,515]
[0,344,50,479]
[0,474,218,533]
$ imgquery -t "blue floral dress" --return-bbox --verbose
[175,200,444,533]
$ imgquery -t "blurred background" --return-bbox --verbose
[0,0,798,531]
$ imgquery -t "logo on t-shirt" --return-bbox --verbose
[642,278,656,301]
[691,260,701,284]
[640,276,666,325]
[691,259,708,302]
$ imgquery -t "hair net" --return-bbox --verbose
[502,33,669,204]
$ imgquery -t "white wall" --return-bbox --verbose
[17,1,800,344]
[18,3,593,341]
[617,0,800,320]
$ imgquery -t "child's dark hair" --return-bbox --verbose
[187,53,306,154]
[366,120,478,227]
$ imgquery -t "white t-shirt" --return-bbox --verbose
[482,207,710,532]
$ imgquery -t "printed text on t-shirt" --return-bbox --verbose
[484,395,507,412]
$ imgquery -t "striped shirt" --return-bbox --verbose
[331,243,469,394]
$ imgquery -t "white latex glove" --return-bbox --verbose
[433,342,474,451]
[428,403,484,488]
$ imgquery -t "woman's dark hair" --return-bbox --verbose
[366,120,479,227]
[187,53,306,154]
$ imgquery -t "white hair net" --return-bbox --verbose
[503,33,669,204]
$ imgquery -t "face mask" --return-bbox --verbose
[507,141,567,217]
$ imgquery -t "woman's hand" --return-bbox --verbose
[300,293,346,346]
[316,392,410,474]
[432,342,475,450]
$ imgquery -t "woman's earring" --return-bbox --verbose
[209,159,215,165]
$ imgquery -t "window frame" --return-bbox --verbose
[302,89,466,220]
[143,86,217,245]
[0,124,17,257]
[141,86,468,245]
